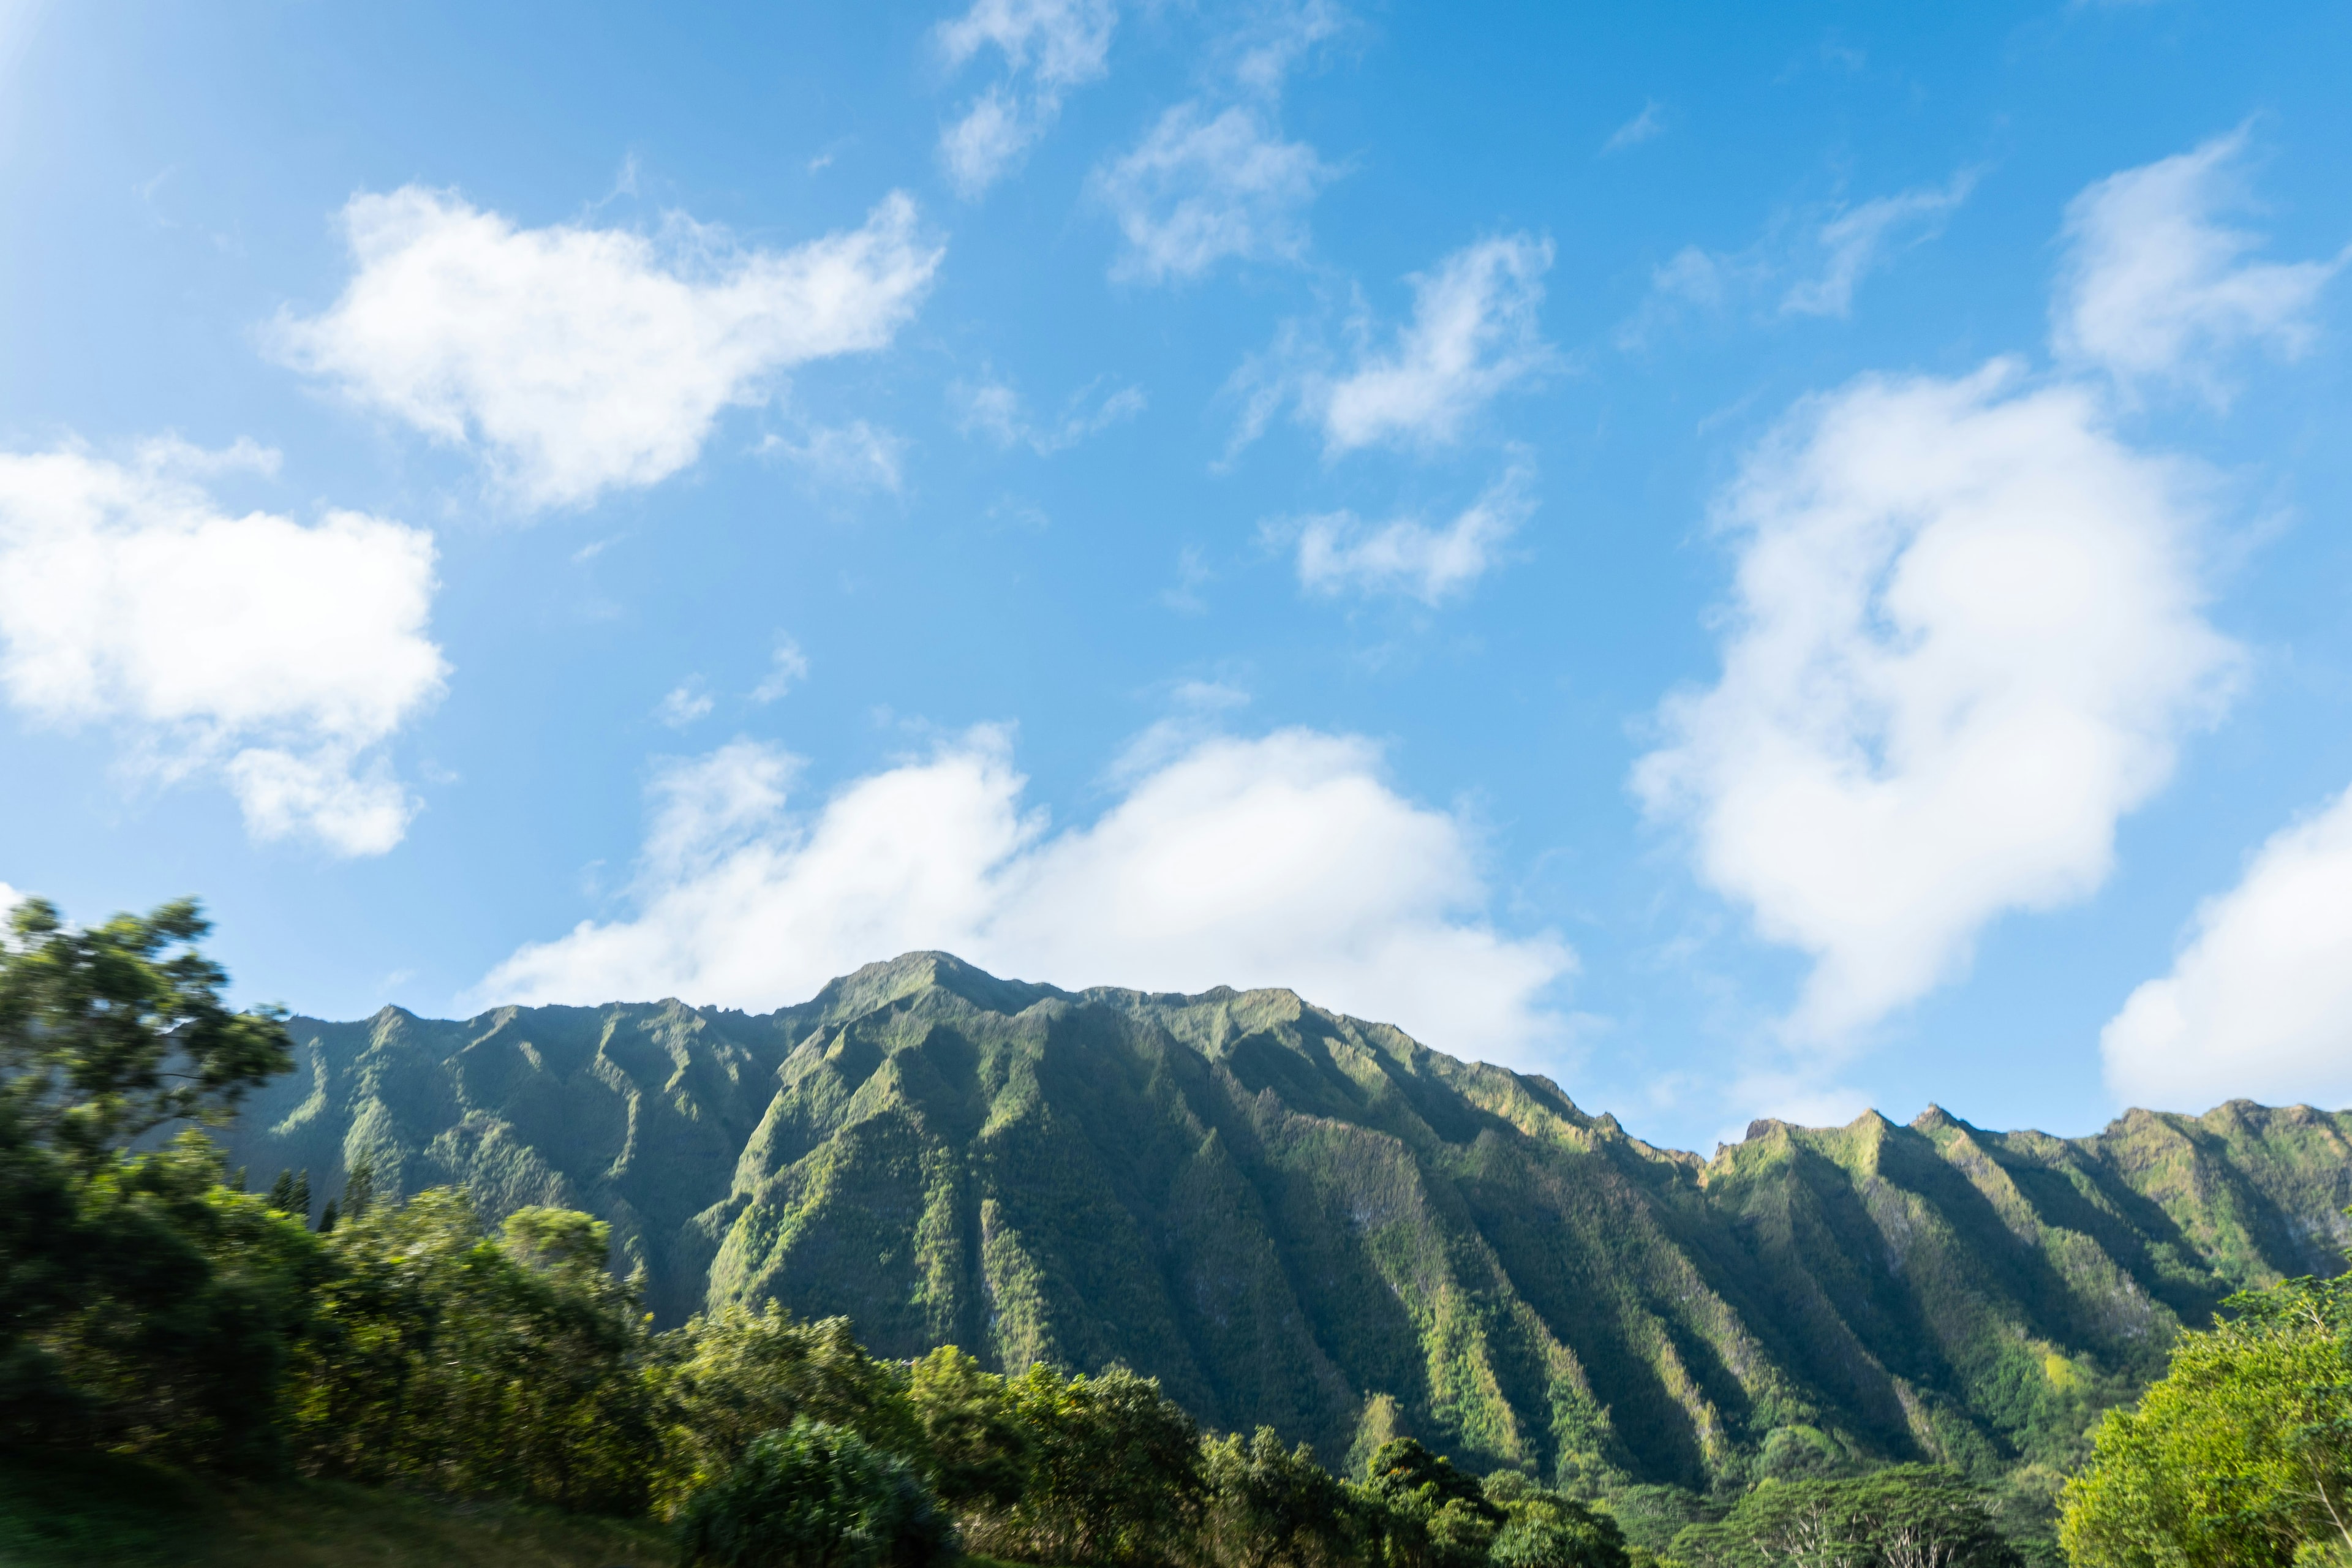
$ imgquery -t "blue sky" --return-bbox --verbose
[3,0,2350,1153]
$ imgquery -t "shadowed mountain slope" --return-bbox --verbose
[216,952,2352,1491]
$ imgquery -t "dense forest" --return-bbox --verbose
[4,898,2350,1567]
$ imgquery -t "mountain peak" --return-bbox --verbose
[228,957,2352,1497]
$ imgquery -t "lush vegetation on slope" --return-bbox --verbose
[213,952,2352,1498]
[10,898,2352,1567]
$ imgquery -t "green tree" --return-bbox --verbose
[1485,1471,1633,1568]
[339,1158,375,1224]
[654,1303,916,1511]
[2060,1265,2352,1568]
[287,1189,659,1512]
[904,1344,1033,1511]
[0,897,290,1167]
[968,1363,1205,1568]
[1356,1437,1506,1568]
[1202,1426,1355,1568]
[677,1415,957,1568]
[1669,1467,2017,1568]
[0,898,311,1468]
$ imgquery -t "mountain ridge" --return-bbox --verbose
[214,951,2352,1496]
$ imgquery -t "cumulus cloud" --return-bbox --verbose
[2103,786,2352,1111]
[937,0,1117,198]
[0,440,446,855]
[1634,362,2239,1041]
[1284,465,1532,604]
[952,374,1145,453]
[477,726,1573,1062]
[1782,170,1977,318]
[2054,128,2343,389]
[273,189,940,511]
[1095,103,1332,283]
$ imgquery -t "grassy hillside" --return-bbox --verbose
[0,1448,671,1567]
[214,952,2352,1493]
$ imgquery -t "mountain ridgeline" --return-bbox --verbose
[217,952,2352,1496]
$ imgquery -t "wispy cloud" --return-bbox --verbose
[655,682,714,728]
[1095,104,1332,283]
[936,0,1117,199]
[1232,235,1555,457]
[2052,126,2345,394]
[751,637,810,704]
[758,421,907,493]
[1091,0,1343,284]
[1600,100,1665,155]
[1280,464,1534,605]
[1781,170,1978,317]
[952,374,1146,454]
[1618,170,1979,342]
[1161,545,1213,614]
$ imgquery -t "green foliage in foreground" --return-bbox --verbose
[0,1446,674,1567]
[2060,1267,2352,1568]
[678,1417,957,1568]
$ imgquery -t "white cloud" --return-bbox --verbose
[1096,103,1331,284]
[1287,465,1532,604]
[760,421,907,493]
[1319,236,1555,451]
[1782,170,1977,318]
[1601,100,1665,155]
[1238,235,1553,457]
[655,684,714,728]
[751,637,810,704]
[2053,128,2343,389]
[273,188,941,511]
[0,441,446,856]
[1161,544,1213,614]
[953,374,1145,453]
[936,0,1117,198]
[1224,0,1344,94]
[1633,362,2239,1041]
[2103,786,2352,1111]
[477,726,1573,1062]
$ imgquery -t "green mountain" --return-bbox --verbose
[216,952,2352,1493]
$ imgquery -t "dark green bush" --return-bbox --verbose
[677,1416,957,1568]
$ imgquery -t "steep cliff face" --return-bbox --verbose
[217,952,2352,1490]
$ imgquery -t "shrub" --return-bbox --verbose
[677,1416,957,1568]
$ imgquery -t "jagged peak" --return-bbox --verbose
[784,950,1063,1023]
